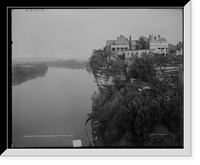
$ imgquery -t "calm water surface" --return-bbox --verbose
[12,67,97,147]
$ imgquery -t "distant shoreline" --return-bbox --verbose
[12,63,48,85]
[12,58,93,73]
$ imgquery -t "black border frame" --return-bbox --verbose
[3,2,190,155]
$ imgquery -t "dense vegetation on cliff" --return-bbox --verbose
[88,47,183,147]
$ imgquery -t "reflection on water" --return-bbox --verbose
[12,69,48,86]
[12,67,97,147]
[48,65,85,70]
[46,63,93,72]
[46,63,85,69]
[85,67,93,73]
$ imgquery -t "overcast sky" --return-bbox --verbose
[12,9,182,59]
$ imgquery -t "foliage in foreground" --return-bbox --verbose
[88,47,183,147]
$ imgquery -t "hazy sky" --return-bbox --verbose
[12,9,182,59]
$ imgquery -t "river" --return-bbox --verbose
[12,66,97,147]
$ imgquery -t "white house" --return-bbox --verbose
[149,34,169,55]
[106,35,129,57]
[176,48,182,55]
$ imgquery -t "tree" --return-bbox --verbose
[128,54,156,82]
[176,41,183,51]
[88,49,183,147]
[89,46,129,91]
[135,36,149,50]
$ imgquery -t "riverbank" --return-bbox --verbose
[12,62,48,77]
[45,60,93,72]
[46,59,88,68]
[12,63,48,85]
[12,66,97,147]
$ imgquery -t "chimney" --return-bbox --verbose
[158,35,160,40]
[129,35,132,50]
[149,35,152,41]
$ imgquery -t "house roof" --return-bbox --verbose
[149,35,168,43]
[169,44,177,51]
[176,41,183,49]
[159,38,167,42]
[115,40,129,44]
[150,39,168,43]
[106,39,129,45]
[106,40,115,45]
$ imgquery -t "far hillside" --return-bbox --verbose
[46,59,90,68]
[12,57,91,68]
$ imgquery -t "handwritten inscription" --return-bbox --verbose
[23,134,73,138]
[25,9,44,12]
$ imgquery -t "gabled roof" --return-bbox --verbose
[169,44,177,51]
[115,40,129,44]
[150,39,168,43]
[106,39,129,45]
[159,38,167,42]
[176,41,183,50]
[106,40,115,45]
[149,35,168,43]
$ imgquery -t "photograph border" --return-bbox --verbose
[1,1,194,158]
